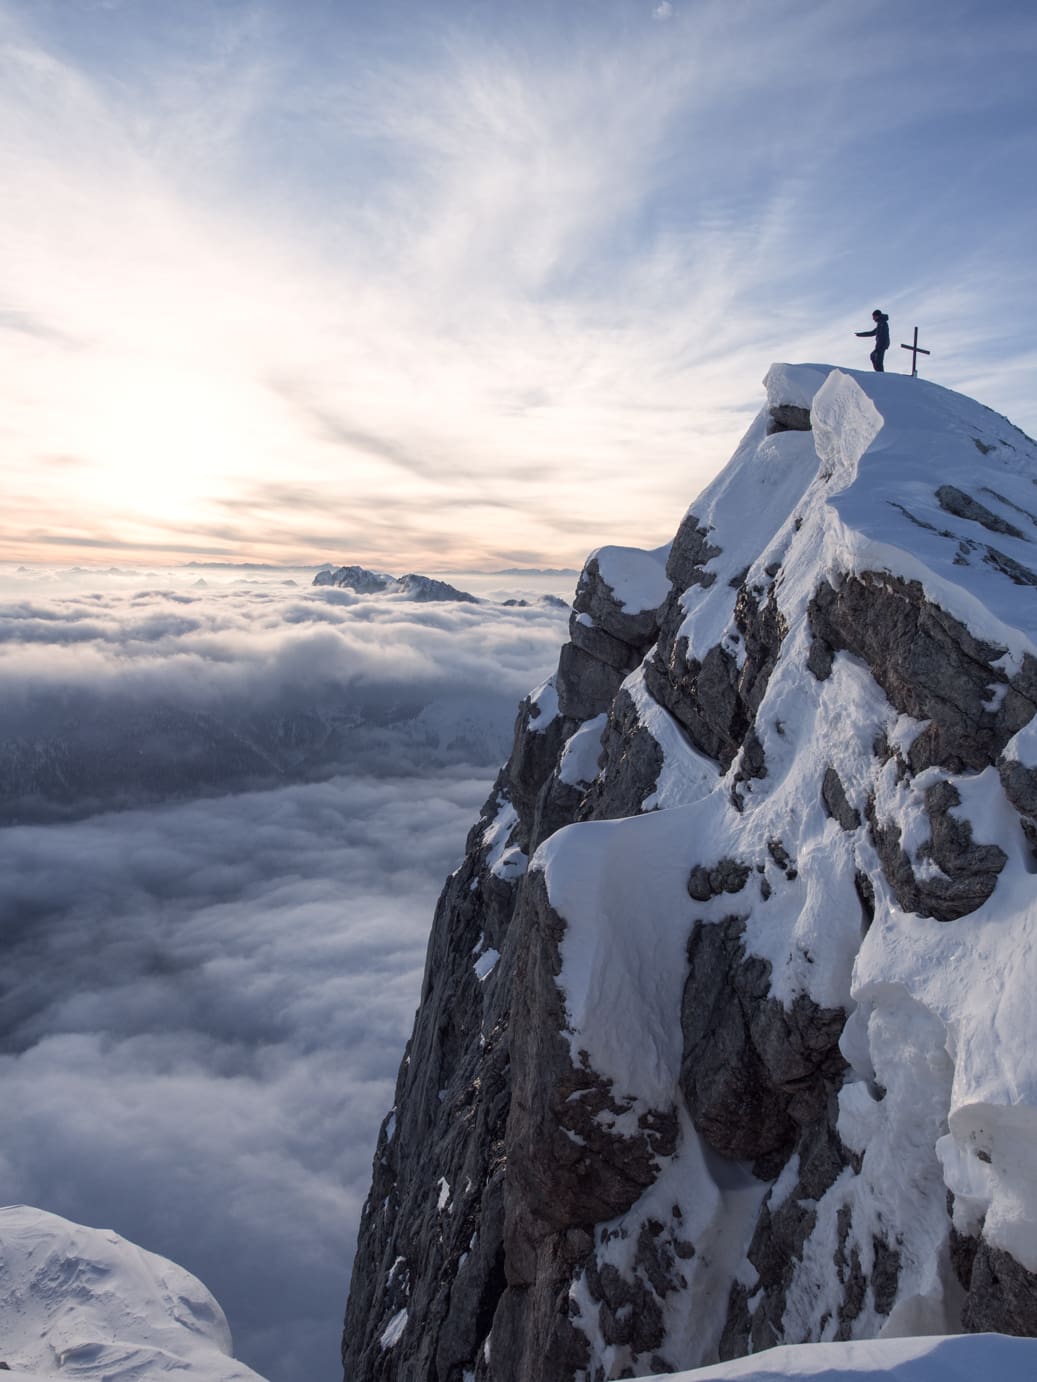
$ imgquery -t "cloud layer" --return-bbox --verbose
[0,569,567,1381]
[0,568,569,821]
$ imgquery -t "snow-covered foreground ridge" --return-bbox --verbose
[670,1332,1037,1380]
[343,366,1037,1382]
[0,1206,267,1380]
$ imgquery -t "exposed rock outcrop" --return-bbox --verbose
[807,570,1037,773]
[680,916,847,1170]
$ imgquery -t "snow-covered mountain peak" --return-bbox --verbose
[343,365,1037,1382]
[677,364,1037,671]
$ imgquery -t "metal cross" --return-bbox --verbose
[901,326,931,377]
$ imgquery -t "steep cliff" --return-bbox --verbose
[342,365,1037,1381]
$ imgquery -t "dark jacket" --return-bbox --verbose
[859,313,890,350]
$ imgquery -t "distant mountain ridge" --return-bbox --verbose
[491,567,579,577]
[314,566,479,603]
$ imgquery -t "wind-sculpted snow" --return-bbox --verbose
[343,365,1037,1382]
[668,1332,1037,1380]
[0,1206,267,1380]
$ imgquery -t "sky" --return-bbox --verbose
[0,566,570,1381]
[3,0,1036,571]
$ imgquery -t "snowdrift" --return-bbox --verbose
[0,1205,267,1381]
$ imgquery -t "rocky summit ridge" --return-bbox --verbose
[342,365,1037,1381]
[314,566,479,603]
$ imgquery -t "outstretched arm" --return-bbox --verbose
[856,328,877,337]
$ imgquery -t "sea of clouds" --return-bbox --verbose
[0,564,572,1382]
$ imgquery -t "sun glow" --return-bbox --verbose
[77,361,272,517]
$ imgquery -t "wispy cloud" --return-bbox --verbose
[0,308,84,347]
[2,0,1035,569]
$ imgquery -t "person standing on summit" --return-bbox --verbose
[856,309,890,371]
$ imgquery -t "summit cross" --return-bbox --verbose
[901,326,931,377]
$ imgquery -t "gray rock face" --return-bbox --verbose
[577,690,664,822]
[1000,757,1037,817]
[808,571,1037,772]
[569,612,638,672]
[721,1122,858,1358]
[686,858,751,902]
[556,641,626,722]
[822,766,861,831]
[506,700,577,849]
[341,543,671,1382]
[999,757,1037,856]
[645,572,787,771]
[680,918,847,1169]
[573,555,664,650]
[341,803,518,1382]
[508,874,678,1239]
[556,555,665,724]
[664,511,722,592]
[961,1241,1037,1335]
